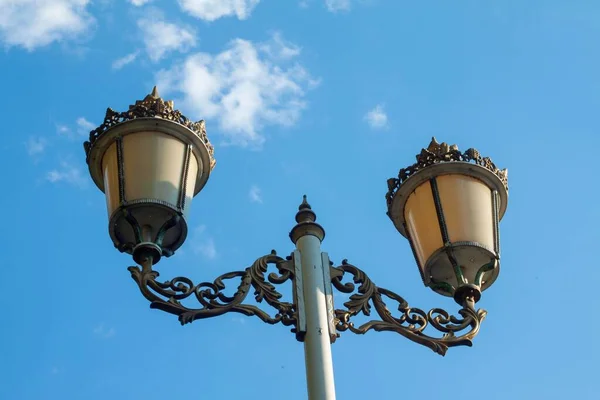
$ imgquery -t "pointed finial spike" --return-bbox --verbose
[299,194,311,210]
[151,86,160,98]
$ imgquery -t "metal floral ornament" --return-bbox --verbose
[84,87,215,169]
[385,137,508,205]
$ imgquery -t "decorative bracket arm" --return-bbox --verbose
[127,252,488,356]
[127,250,299,330]
[330,259,487,356]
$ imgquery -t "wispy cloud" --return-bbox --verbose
[76,117,95,136]
[156,32,319,147]
[138,11,196,62]
[249,185,263,203]
[26,137,47,156]
[178,0,260,21]
[129,0,152,5]
[197,238,217,259]
[56,118,95,139]
[0,0,95,50]
[325,0,351,12]
[259,32,301,60]
[93,323,116,339]
[112,51,139,70]
[191,225,217,259]
[46,161,87,188]
[364,104,388,129]
[56,124,70,135]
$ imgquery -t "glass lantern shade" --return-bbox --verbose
[84,91,214,264]
[387,139,508,300]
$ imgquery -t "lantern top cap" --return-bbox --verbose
[83,87,215,170]
[385,137,508,209]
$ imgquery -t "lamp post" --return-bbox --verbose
[83,88,509,400]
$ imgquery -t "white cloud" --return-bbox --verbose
[259,32,301,61]
[76,117,95,135]
[249,185,262,203]
[178,0,260,21]
[364,104,388,129]
[325,0,351,12]
[138,13,196,62]
[93,324,116,339]
[192,225,217,259]
[156,33,319,147]
[129,0,152,5]
[197,238,217,259]
[299,0,355,11]
[46,161,87,188]
[55,118,94,140]
[26,137,47,156]
[56,124,70,135]
[112,51,139,70]
[0,0,94,50]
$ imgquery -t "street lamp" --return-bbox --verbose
[83,88,509,400]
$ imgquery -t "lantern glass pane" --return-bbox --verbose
[122,131,186,208]
[436,174,494,251]
[404,181,443,272]
[102,142,119,217]
[182,152,198,218]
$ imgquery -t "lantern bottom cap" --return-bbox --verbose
[133,242,163,265]
[108,200,188,260]
[453,283,482,305]
[423,242,499,297]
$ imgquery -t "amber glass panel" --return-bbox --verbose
[404,182,443,271]
[436,174,494,251]
[102,142,119,217]
[182,153,198,218]
[122,132,186,207]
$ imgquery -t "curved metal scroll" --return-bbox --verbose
[127,250,297,329]
[331,260,487,356]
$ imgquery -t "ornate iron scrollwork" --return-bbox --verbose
[128,250,297,329]
[128,252,487,356]
[330,259,487,356]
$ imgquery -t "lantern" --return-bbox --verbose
[84,87,215,264]
[386,138,508,304]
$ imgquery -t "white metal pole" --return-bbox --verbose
[297,233,336,400]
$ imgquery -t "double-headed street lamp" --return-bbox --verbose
[83,88,509,400]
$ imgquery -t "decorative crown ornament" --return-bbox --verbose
[83,87,215,170]
[385,137,508,209]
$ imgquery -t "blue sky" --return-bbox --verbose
[2,0,600,399]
